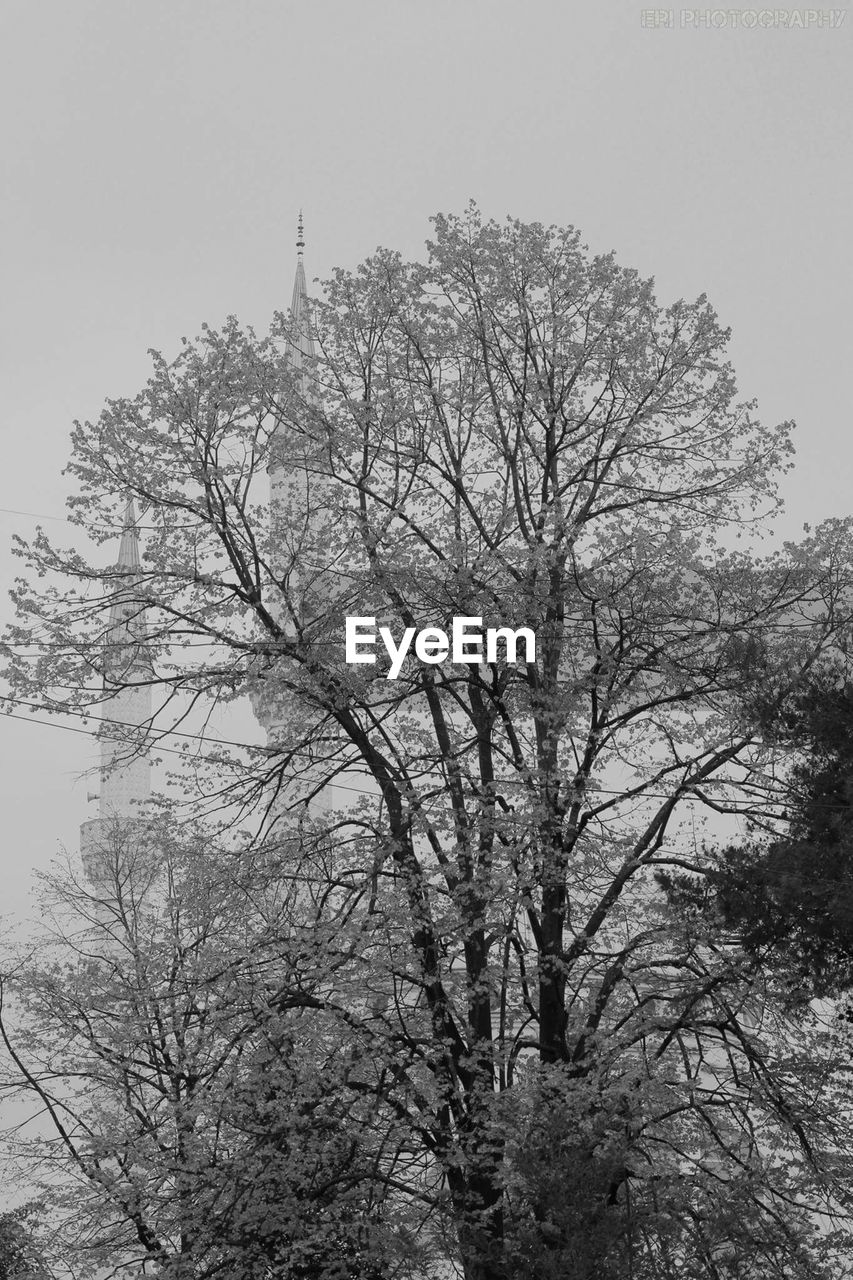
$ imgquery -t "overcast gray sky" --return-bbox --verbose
[1,0,851,918]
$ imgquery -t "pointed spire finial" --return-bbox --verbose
[297,209,305,257]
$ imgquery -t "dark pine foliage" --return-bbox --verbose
[0,1204,52,1280]
[666,681,853,998]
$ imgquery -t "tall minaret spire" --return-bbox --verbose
[265,214,320,611]
[254,214,340,820]
[286,210,318,404]
[101,495,151,818]
[81,496,153,885]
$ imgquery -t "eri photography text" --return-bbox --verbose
[345,616,536,680]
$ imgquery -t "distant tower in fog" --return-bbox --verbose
[283,210,318,406]
[267,209,322,589]
[80,495,153,885]
[79,218,339,869]
[253,214,341,816]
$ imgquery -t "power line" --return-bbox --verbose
[0,706,376,798]
[0,693,265,753]
[0,503,197,533]
[0,692,808,811]
[0,505,69,524]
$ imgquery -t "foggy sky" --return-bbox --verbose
[1,0,850,920]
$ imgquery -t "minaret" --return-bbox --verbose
[254,215,340,818]
[81,496,153,886]
[285,210,319,406]
[268,211,322,562]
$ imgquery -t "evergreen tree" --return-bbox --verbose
[666,677,853,999]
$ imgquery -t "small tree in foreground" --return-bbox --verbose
[0,824,410,1278]
[5,206,853,1277]
[0,1204,53,1280]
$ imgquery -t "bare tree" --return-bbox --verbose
[5,206,853,1277]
